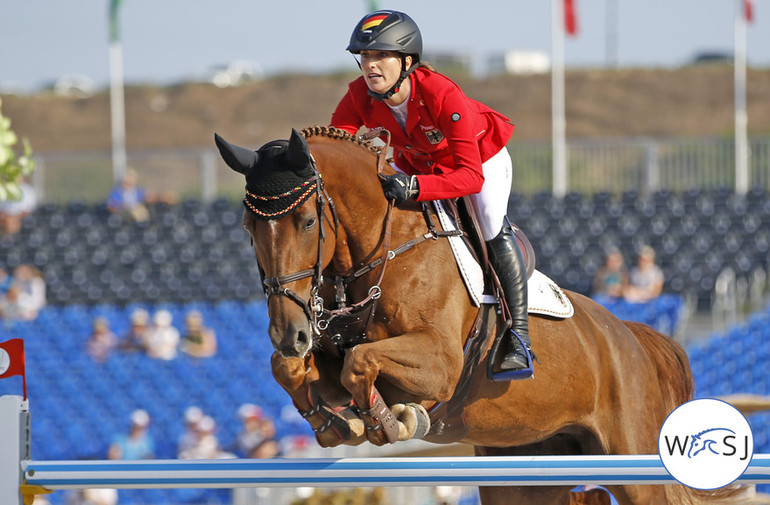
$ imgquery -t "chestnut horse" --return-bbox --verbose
[215,126,746,505]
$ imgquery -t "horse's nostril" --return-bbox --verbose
[296,330,310,350]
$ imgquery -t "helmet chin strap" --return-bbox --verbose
[368,55,416,102]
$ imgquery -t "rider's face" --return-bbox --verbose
[360,50,410,95]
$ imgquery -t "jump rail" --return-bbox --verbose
[3,395,770,505]
[20,454,770,489]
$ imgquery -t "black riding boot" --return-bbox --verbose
[486,221,532,375]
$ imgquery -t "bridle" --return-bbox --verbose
[258,159,339,335]
[257,129,462,343]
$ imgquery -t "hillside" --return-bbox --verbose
[2,66,770,154]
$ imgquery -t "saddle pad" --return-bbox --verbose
[433,201,574,319]
[434,201,485,306]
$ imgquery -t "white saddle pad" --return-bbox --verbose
[434,201,574,319]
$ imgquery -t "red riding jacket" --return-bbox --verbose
[330,67,515,201]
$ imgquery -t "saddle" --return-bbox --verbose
[440,196,535,294]
[437,198,572,318]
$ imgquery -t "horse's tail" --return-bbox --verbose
[623,320,693,408]
[624,321,757,504]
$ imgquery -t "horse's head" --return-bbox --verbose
[687,428,734,458]
[215,129,336,358]
[687,432,704,458]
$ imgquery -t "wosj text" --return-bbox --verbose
[663,428,751,461]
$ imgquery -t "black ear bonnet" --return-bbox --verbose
[215,129,317,220]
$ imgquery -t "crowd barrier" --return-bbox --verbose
[3,396,770,505]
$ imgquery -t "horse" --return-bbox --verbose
[215,126,748,505]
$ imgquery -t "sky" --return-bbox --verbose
[1,0,768,93]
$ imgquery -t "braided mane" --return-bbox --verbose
[300,126,380,155]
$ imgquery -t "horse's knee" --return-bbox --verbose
[270,352,308,391]
[340,345,375,392]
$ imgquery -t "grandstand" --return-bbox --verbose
[3,185,769,309]
[0,300,312,505]
[0,189,769,504]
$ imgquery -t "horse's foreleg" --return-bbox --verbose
[341,334,461,445]
[270,352,365,447]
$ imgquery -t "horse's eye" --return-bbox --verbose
[304,217,318,231]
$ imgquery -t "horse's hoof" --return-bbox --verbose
[392,402,431,441]
[339,407,366,443]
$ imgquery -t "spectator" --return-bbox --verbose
[234,403,281,458]
[32,493,52,505]
[180,310,217,358]
[251,437,281,459]
[67,489,118,505]
[0,176,37,234]
[86,317,117,363]
[592,247,628,299]
[0,285,23,324]
[108,409,155,460]
[119,308,150,352]
[107,168,150,222]
[178,415,235,459]
[0,263,13,294]
[233,403,269,458]
[624,245,665,303]
[145,309,180,360]
[177,406,204,456]
[10,264,45,320]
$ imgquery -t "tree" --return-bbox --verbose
[0,98,35,201]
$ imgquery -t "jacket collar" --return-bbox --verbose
[372,73,422,136]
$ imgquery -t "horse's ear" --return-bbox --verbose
[287,128,312,171]
[214,133,259,176]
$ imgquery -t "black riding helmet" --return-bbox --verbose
[347,10,423,101]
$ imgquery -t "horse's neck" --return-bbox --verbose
[313,140,393,262]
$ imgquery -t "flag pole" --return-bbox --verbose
[734,0,749,195]
[109,0,127,183]
[605,0,619,68]
[552,0,567,197]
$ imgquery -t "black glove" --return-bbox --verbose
[380,173,419,203]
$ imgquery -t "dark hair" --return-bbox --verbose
[418,60,437,73]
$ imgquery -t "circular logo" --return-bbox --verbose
[659,398,754,490]
[0,348,9,375]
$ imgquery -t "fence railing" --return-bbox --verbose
[31,136,770,203]
[511,136,770,195]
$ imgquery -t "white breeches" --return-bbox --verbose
[393,146,513,241]
[467,146,513,241]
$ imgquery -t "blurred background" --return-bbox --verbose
[1,1,769,504]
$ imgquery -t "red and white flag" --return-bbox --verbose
[744,0,754,23]
[564,0,578,36]
[0,338,27,399]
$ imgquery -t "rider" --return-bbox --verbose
[330,10,533,377]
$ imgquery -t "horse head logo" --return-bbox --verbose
[687,428,735,458]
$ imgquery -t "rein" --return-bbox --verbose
[259,128,463,347]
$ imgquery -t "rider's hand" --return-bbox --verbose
[380,173,419,203]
